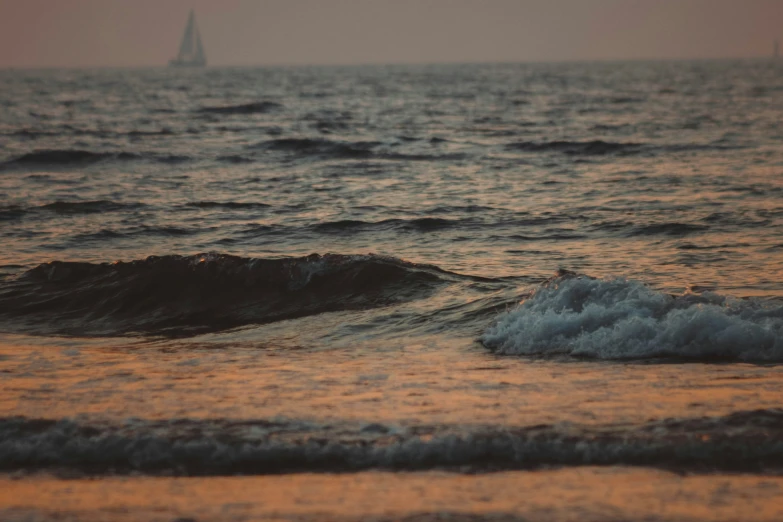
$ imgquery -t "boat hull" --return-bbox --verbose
[169,59,206,68]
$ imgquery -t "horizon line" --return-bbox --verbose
[0,55,777,71]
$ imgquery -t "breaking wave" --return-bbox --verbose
[481,271,783,362]
[0,253,455,337]
[2,409,782,476]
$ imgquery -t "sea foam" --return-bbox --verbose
[480,273,783,362]
[2,410,782,475]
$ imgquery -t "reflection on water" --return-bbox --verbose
[2,469,783,522]
[1,60,783,519]
[0,61,781,295]
[3,338,783,426]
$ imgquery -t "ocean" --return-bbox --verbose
[0,60,782,521]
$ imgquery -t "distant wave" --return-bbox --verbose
[3,129,61,139]
[0,200,145,220]
[0,205,27,221]
[0,149,190,169]
[505,140,746,156]
[256,137,378,159]
[2,409,782,476]
[0,140,466,169]
[481,271,783,362]
[198,101,283,115]
[39,200,146,214]
[591,221,710,237]
[1,149,140,167]
[629,222,710,236]
[3,128,173,140]
[216,154,254,164]
[126,129,174,137]
[253,137,467,161]
[69,225,203,243]
[506,140,642,155]
[185,201,271,210]
[0,253,456,337]
[312,217,463,233]
[608,96,646,104]
[424,205,496,214]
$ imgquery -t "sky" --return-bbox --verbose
[0,0,781,68]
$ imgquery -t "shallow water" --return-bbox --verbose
[3,470,783,522]
[0,60,782,519]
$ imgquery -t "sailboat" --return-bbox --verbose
[169,10,206,67]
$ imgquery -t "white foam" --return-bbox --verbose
[480,276,783,361]
[2,413,783,474]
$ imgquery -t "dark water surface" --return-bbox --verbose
[1,61,783,521]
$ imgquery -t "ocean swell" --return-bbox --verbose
[0,253,452,337]
[480,272,783,362]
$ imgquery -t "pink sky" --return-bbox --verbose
[0,0,781,67]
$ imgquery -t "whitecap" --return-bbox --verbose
[480,274,783,362]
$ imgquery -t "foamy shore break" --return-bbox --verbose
[482,273,783,362]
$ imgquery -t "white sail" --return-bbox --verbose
[194,26,206,64]
[178,11,195,57]
[170,10,206,67]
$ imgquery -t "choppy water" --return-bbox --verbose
[1,60,783,521]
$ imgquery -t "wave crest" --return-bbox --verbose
[480,272,783,362]
[0,253,451,337]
